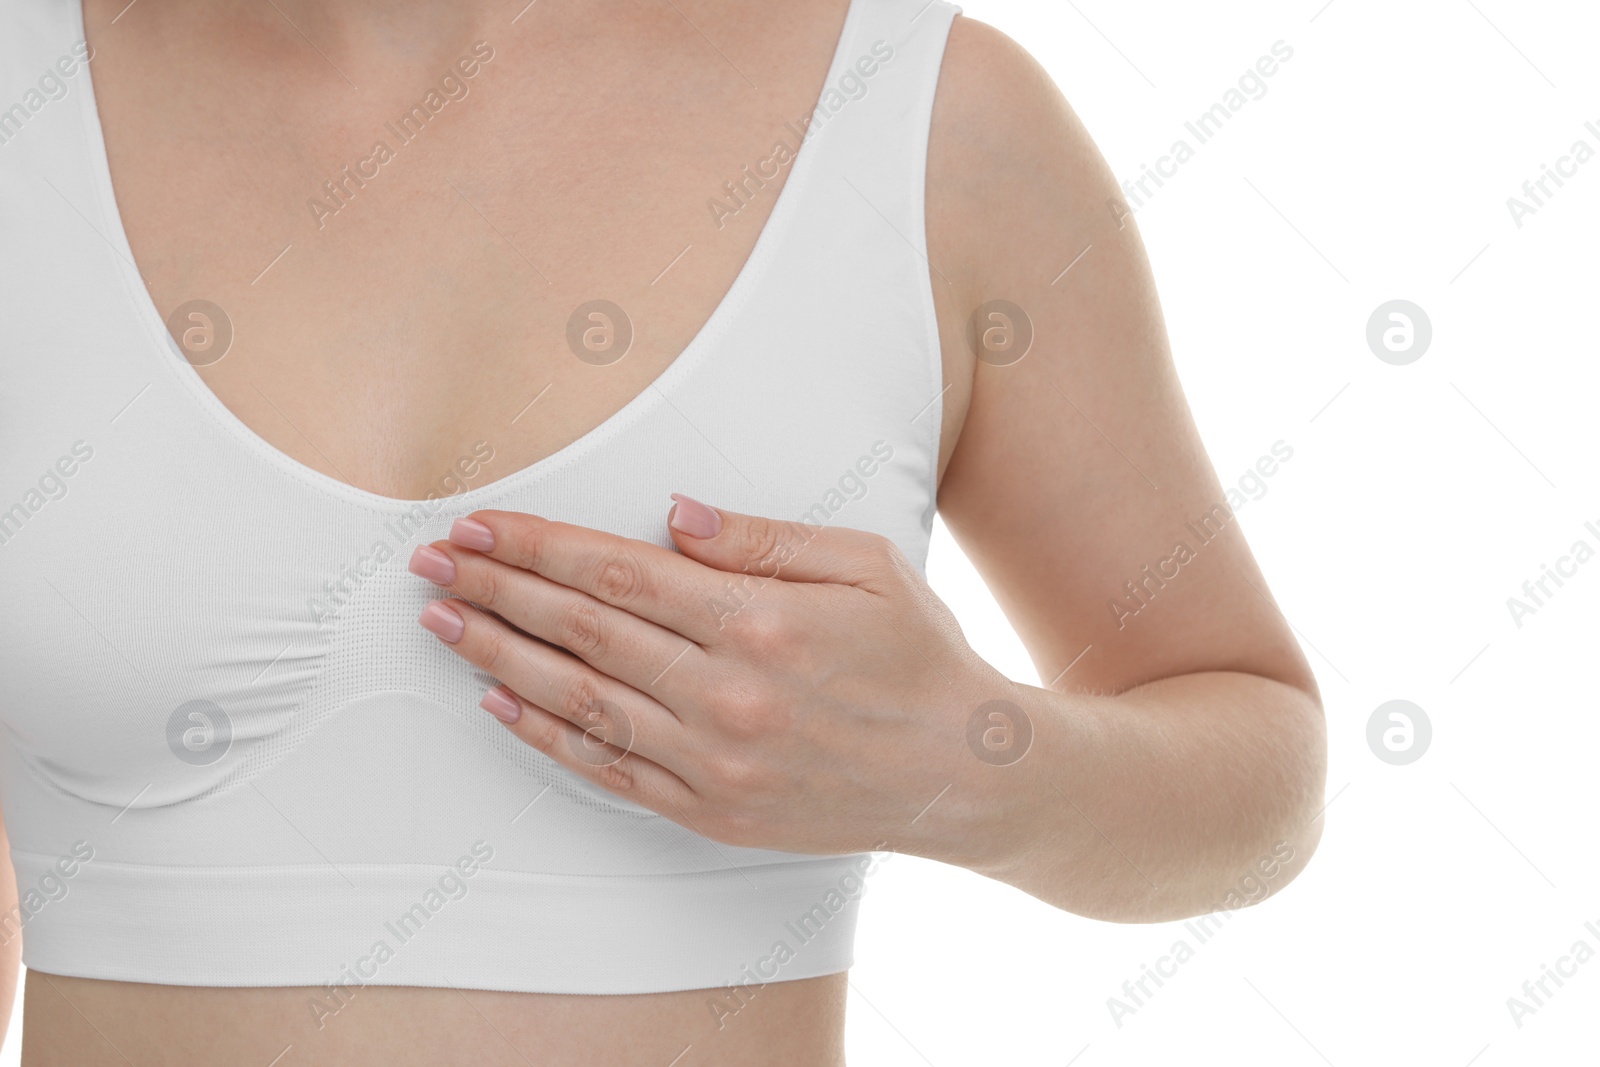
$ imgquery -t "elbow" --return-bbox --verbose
[1245,684,1328,909]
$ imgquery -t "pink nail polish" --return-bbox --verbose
[480,687,522,724]
[450,518,495,551]
[669,493,721,538]
[408,545,456,585]
[419,601,465,643]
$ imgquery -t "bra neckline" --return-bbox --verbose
[71,0,863,513]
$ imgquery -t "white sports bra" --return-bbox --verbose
[0,0,960,993]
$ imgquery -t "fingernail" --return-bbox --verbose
[669,493,721,538]
[408,545,456,585]
[419,600,465,643]
[450,517,496,551]
[480,686,522,724]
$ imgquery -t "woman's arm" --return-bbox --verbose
[919,17,1326,919]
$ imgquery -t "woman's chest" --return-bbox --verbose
[0,3,956,792]
[82,0,893,500]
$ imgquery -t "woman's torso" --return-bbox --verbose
[0,0,976,1061]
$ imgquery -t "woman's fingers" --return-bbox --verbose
[417,596,688,769]
[411,544,708,701]
[481,683,699,818]
[444,511,755,646]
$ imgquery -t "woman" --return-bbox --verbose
[0,0,1326,1062]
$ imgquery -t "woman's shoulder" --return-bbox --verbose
[924,13,1129,481]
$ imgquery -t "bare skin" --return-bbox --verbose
[15,0,1327,1063]
[0,810,19,1041]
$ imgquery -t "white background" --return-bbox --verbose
[6,1,1598,1064]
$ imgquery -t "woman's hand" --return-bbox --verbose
[406,496,1023,858]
